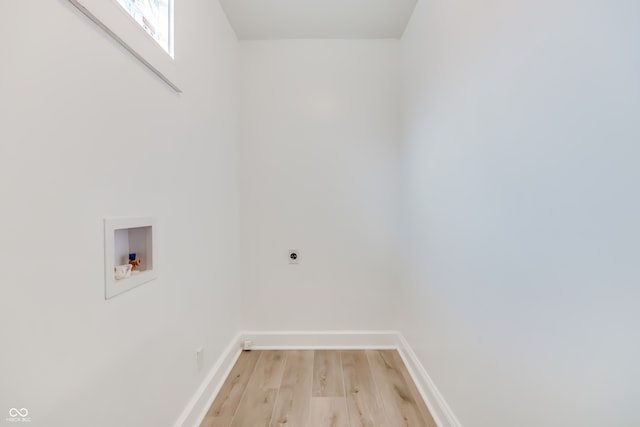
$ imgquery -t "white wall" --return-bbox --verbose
[400,1,640,426]
[239,40,402,331]
[3,1,637,425]
[0,1,241,426]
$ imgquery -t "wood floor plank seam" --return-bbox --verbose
[229,351,288,427]
[338,352,350,427]
[313,350,345,397]
[363,350,392,426]
[267,352,289,427]
[342,350,389,427]
[271,351,314,427]
[267,358,282,426]
[367,350,399,426]
[366,350,435,427]
[369,352,392,427]
[229,351,263,422]
[308,351,315,426]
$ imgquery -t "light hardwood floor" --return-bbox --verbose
[200,350,437,427]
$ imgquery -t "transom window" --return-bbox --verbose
[115,0,173,56]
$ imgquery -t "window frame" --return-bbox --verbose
[69,0,182,92]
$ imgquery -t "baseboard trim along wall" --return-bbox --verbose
[396,334,463,427]
[176,330,461,427]
[174,334,242,427]
[240,330,400,350]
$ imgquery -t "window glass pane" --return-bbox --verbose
[115,0,171,55]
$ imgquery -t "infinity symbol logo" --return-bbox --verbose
[9,408,28,417]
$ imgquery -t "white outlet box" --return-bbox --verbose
[243,340,253,351]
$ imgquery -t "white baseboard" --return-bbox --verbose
[173,333,242,427]
[174,330,461,427]
[240,330,400,349]
[397,333,462,427]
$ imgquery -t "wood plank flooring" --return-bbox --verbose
[200,350,437,427]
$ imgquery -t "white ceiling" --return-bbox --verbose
[219,0,418,40]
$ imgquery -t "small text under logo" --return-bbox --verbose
[6,408,31,423]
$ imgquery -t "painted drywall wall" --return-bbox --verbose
[400,0,640,426]
[239,40,403,331]
[0,1,241,426]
